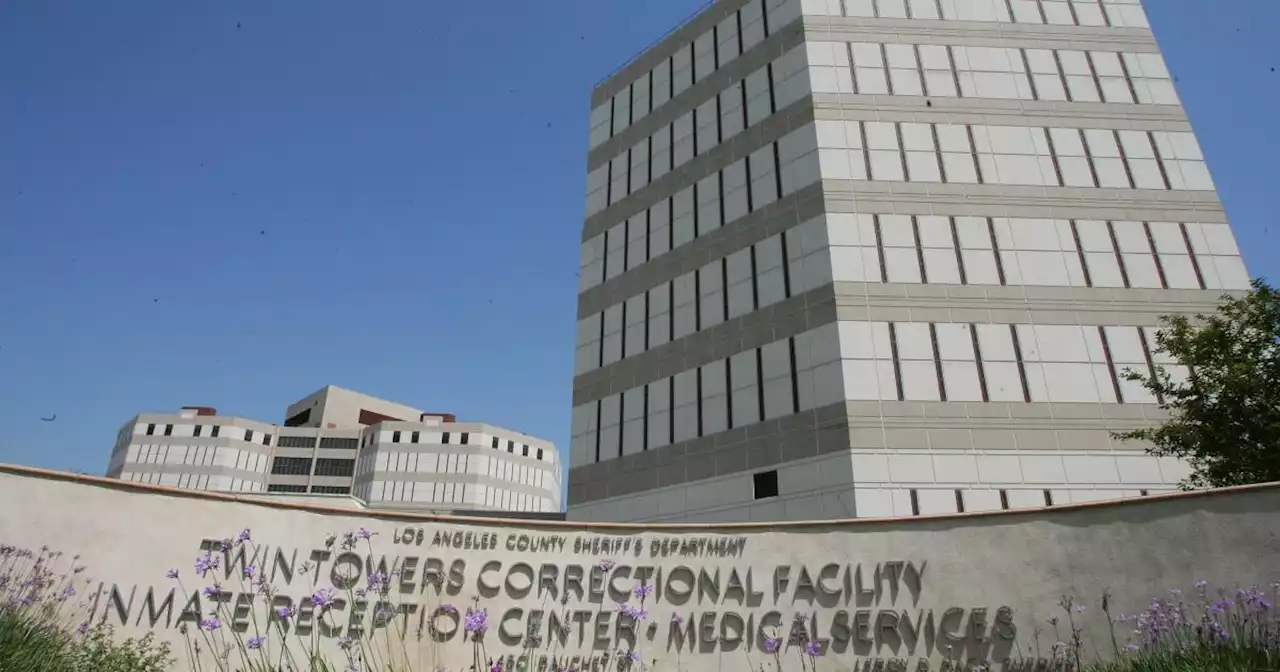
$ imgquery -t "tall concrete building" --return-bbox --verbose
[107,386,562,516]
[568,0,1248,522]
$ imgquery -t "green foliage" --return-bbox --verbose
[1083,640,1280,672]
[1112,278,1280,488]
[0,607,70,672]
[62,625,172,672]
[0,610,172,672]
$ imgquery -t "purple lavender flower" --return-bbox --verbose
[166,568,179,580]
[219,539,231,552]
[75,621,90,635]
[243,564,256,580]
[366,572,390,595]
[237,529,251,543]
[597,559,615,571]
[276,605,297,620]
[670,613,684,626]
[357,527,373,539]
[634,583,653,600]
[464,608,489,636]
[195,554,220,577]
[338,636,354,650]
[764,637,780,653]
[312,588,337,611]
[1237,586,1273,612]
[200,617,222,631]
[246,636,264,649]
[491,662,504,672]
[59,586,76,599]
[202,585,221,598]
[805,640,823,657]
[440,604,457,614]
[620,604,649,621]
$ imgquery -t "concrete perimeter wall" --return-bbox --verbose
[0,463,1276,672]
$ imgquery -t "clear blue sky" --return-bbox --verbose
[0,1,1276,481]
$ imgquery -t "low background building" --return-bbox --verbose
[106,385,562,517]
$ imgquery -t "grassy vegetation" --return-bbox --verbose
[0,544,172,672]
[1084,642,1279,672]
[1072,583,1278,672]
[0,609,172,672]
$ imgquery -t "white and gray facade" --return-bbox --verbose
[568,0,1248,522]
[107,386,562,515]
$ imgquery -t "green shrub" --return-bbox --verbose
[63,625,173,672]
[0,544,173,672]
[0,609,173,672]
[0,606,72,671]
[1083,641,1280,672]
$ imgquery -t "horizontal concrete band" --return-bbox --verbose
[572,281,1230,404]
[584,97,817,241]
[590,19,806,168]
[574,283,837,406]
[390,428,555,455]
[567,399,1164,505]
[579,182,827,316]
[829,282,1237,327]
[271,447,358,459]
[812,95,1192,132]
[801,16,1158,51]
[266,474,348,482]
[578,182,1223,318]
[125,436,272,454]
[592,10,1160,158]
[361,450,556,474]
[131,415,295,435]
[280,475,350,486]
[355,472,557,498]
[593,0,758,106]
[825,181,1228,222]
[584,91,1198,247]
[592,3,1157,109]
[116,463,266,481]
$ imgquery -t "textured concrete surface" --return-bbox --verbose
[0,464,1277,671]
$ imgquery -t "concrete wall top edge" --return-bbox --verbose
[6,462,1277,532]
